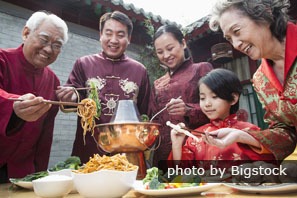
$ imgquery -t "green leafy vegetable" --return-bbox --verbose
[10,171,48,182]
[88,80,101,118]
[143,167,202,189]
[143,167,163,184]
[140,114,150,122]
[49,156,81,171]
[148,177,166,189]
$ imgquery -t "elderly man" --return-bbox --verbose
[0,11,68,183]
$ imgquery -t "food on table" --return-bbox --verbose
[278,161,297,183]
[10,171,48,182]
[48,156,81,171]
[73,153,138,173]
[142,167,203,190]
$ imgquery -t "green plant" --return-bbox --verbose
[139,20,166,84]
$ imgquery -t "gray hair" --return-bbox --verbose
[25,11,69,44]
[209,0,291,42]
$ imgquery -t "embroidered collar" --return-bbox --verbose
[210,114,238,128]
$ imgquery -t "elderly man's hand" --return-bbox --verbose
[13,93,52,122]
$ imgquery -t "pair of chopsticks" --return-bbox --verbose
[166,121,216,141]
[150,96,182,122]
[74,87,95,91]
[8,98,82,106]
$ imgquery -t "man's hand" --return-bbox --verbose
[55,86,78,102]
[13,93,51,122]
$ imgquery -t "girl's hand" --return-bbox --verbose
[170,122,186,161]
[170,122,186,146]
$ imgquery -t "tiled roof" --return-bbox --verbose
[108,0,180,27]
[184,15,210,34]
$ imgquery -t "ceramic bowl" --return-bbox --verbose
[73,168,138,198]
[32,175,73,198]
[48,169,73,177]
[48,169,77,193]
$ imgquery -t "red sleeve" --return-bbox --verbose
[0,89,21,136]
[34,106,59,171]
[0,89,20,99]
[184,62,213,128]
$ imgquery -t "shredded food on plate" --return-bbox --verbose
[74,154,138,173]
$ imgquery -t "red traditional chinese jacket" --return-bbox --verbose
[168,114,275,162]
[248,22,297,160]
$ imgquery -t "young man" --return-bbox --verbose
[56,11,151,163]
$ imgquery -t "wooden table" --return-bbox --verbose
[1,183,297,198]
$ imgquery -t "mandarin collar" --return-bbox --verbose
[260,22,297,93]
[169,58,193,76]
[210,114,238,128]
[100,51,126,62]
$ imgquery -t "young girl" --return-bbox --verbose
[170,68,275,162]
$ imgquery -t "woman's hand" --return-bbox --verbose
[203,128,261,149]
[166,98,187,116]
[55,86,78,102]
[13,93,51,122]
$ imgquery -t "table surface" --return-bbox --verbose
[1,182,297,198]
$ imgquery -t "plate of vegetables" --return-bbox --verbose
[10,171,48,190]
[133,167,221,196]
[10,156,81,190]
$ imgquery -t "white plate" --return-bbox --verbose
[223,183,297,194]
[9,179,33,190]
[133,180,221,196]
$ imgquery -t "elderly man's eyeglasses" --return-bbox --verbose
[37,36,63,52]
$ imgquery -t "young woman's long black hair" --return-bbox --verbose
[199,68,243,114]
[153,24,191,59]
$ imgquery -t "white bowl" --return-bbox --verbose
[48,169,77,193]
[48,169,73,177]
[32,175,73,198]
[73,169,138,198]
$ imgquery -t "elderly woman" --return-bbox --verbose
[207,0,297,160]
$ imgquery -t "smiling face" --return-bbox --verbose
[154,32,186,71]
[99,19,130,59]
[219,8,273,60]
[22,20,64,69]
[199,83,237,120]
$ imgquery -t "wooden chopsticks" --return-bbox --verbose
[74,87,95,91]
[8,98,82,106]
[182,127,216,137]
[166,121,216,138]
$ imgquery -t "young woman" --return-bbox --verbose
[149,25,213,167]
[209,0,297,160]
[170,69,275,162]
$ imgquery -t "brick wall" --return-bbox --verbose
[0,1,143,167]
